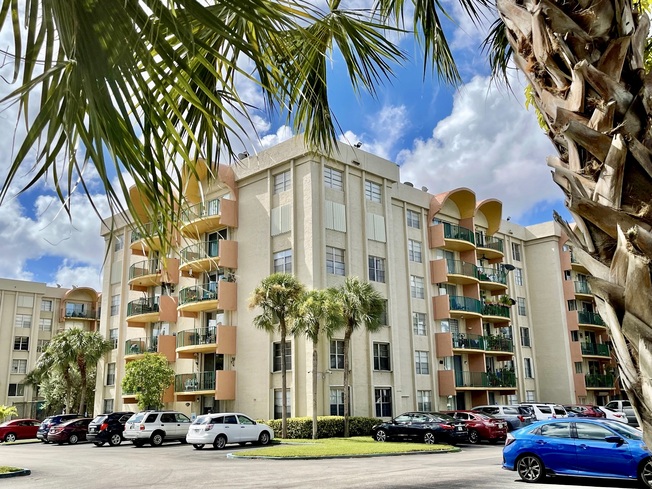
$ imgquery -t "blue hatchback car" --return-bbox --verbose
[503,418,652,486]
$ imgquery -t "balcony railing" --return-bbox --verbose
[130,221,163,243]
[585,373,615,388]
[176,327,217,348]
[126,297,159,316]
[179,241,219,265]
[484,335,514,353]
[452,332,485,350]
[476,235,504,253]
[449,296,483,314]
[578,310,605,326]
[455,370,517,388]
[482,303,511,319]
[442,222,475,245]
[175,371,216,392]
[64,303,96,319]
[181,198,221,223]
[178,285,217,306]
[574,281,591,294]
[125,337,158,355]
[477,266,507,285]
[129,259,160,280]
[581,343,610,356]
[446,260,478,278]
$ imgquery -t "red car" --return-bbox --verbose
[564,404,606,418]
[0,418,41,443]
[48,418,92,445]
[444,410,507,444]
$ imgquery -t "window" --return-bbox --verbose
[415,351,429,374]
[103,399,114,414]
[114,234,124,252]
[514,268,523,286]
[14,314,32,328]
[410,275,425,299]
[576,423,613,440]
[564,270,572,281]
[111,295,120,316]
[520,327,531,347]
[273,249,293,273]
[271,204,292,236]
[326,201,347,232]
[574,362,583,373]
[41,299,53,312]
[17,294,34,308]
[517,297,527,316]
[366,213,386,242]
[272,342,292,372]
[106,363,116,386]
[365,180,381,203]
[326,246,345,276]
[330,387,345,416]
[567,300,577,311]
[12,359,27,374]
[524,358,534,378]
[413,312,427,336]
[109,329,118,349]
[368,256,386,283]
[417,390,432,411]
[274,389,291,419]
[37,339,49,353]
[571,330,579,342]
[14,336,29,351]
[408,240,422,263]
[374,387,392,417]
[540,423,571,438]
[507,394,518,405]
[526,390,536,402]
[39,318,52,331]
[324,167,343,190]
[8,384,25,397]
[379,300,388,326]
[406,209,420,229]
[373,343,391,371]
[511,243,522,261]
[330,340,344,370]
[274,170,291,194]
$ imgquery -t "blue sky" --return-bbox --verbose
[0,1,568,291]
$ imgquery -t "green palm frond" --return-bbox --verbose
[481,18,512,85]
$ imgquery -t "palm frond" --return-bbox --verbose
[481,18,512,86]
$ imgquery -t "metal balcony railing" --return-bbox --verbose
[130,221,163,243]
[581,343,610,356]
[126,297,159,316]
[482,303,511,319]
[477,266,507,285]
[64,302,95,319]
[178,285,217,306]
[179,241,219,265]
[442,222,475,245]
[129,259,160,280]
[578,310,605,326]
[476,235,504,253]
[455,370,517,388]
[446,260,478,278]
[452,332,485,350]
[181,198,221,224]
[484,335,514,353]
[175,371,216,392]
[125,337,158,355]
[176,327,217,348]
[574,281,591,294]
[585,373,615,388]
[449,296,483,314]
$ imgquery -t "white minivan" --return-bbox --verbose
[520,403,568,421]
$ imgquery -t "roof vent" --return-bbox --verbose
[404,182,414,187]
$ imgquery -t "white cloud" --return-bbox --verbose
[53,261,103,291]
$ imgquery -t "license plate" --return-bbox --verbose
[89,428,96,433]
[456,426,463,431]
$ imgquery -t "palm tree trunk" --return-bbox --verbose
[62,367,73,414]
[78,357,87,415]
[498,0,652,443]
[312,342,318,440]
[343,326,352,438]
[280,319,288,439]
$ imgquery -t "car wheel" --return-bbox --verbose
[179,438,188,444]
[516,455,545,483]
[468,430,480,444]
[4,433,17,443]
[69,434,79,445]
[150,432,164,447]
[193,444,204,450]
[133,440,146,447]
[639,458,652,488]
[423,432,437,445]
[93,442,104,447]
[258,431,271,446]
[374,429,388,442]
[213,435,227,450]
[109,433,122,447]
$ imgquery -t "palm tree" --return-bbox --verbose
[292,289,343,439]
[332,277,385,437]
[249,273,306,438]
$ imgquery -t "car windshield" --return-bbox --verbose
[429,413,455,422]
[602,421,643,440]
[192,415,211,425]
[553,406,566,415]
[91,415,107,424]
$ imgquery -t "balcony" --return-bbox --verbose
[452,332,485,351]
[62,302,96,320]
[128,259,162,288]
[429,221,475,252]
[448,296,483,318]
[581,343,611,357]
[578,310,605,328]
[574,281,592,297]
[176,327,217,356]
[477,266,508,292]
[129,221,164,254]
[585,373,615,388]
[445,260,479,285]
[126,296,159,323]
[570,252,589,273]
[454,370,517,388]
[124,337,158,360]
[482,303,511,323]
[475,234,504,260]
[178,281,237,314]
[484,335,514,354]
[175,371,216,394]
[179,240,238,275]
[180,198,236,239]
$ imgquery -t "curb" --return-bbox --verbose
[227,447,461,460]
[0,469,31,479]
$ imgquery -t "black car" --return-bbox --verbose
[372,412,469,445]
[37,414,81,443]
[87,411,135,447]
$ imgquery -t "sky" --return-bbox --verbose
[0,2,568,292]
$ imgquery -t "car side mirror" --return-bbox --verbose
[605,435,624,446]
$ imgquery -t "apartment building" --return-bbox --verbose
[94,136,619,420]
[0,279,100,418]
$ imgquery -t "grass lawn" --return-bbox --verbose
[0,467,22,474]
[232,437,458,458]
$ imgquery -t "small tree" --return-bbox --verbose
[121,353,175,411]
[0,405,18,422]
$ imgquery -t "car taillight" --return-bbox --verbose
[517,415,525,422]
[204,424,214,431]
[100,423,108,431]
[439,423,455,431]
[505,433,516,446]
[139,424,145,431]
[486,422,496,427]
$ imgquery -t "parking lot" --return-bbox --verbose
[0,440,640,488]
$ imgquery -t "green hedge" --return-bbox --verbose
[263,416,381,439]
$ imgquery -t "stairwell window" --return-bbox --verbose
[39,318,52,331]
[511,243,522,261]
[520,327,531,347]
[109,329,119,349]
[413,312,427,335]
[408,239,422,263]
[8,384,24,397]
[330,340,344,369]
[106,363,116,386]
[365,180,382,203]
[368,255,386,283]
[517,297,527,316]
[373,342,391,371]
[514,268,523,286]
[14,314,31,329]
[524,358,534,378]
[324,167,343,190]
[417,390,432,411]
[410,275,425,299]
[41,299,53,312]
[374,387,393,417]
[330,387,348,416]
[415,351,430,374]
[14,336,29,351]
[326,246,345,276]
[273,249,293,273]
[12,359,27,374]
[273,170,291,194]
[272,342,292,372]
[274,389,291,419]
[406,209,421,229]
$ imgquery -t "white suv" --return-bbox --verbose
[520,403,568,420]
[123,411,191,447]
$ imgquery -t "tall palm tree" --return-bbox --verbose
[332,277,385,437]
[249,273,306,438]
[292,289,343,439]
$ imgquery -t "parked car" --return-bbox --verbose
[520,403,568,420]
[87,411,134,447]
[503,418,652,486]
[444,410,507,444]
[472,405,534,431]
[48,418,92,445]
[0,418,40,443]
[37,414,81,442]
[371,412,468,445]
[603,400,639,426]
[599,406,629,423]
[123,410,191,446]
[186,412,274,450]
[564,404,606,418]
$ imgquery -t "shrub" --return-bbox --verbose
[263,416,381,439]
